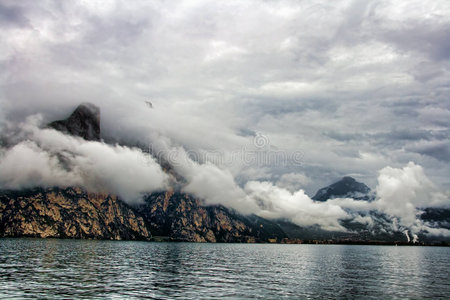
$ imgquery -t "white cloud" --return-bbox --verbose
[0,140,82,189]
[374,162,449,227]
[276,172,311,192]
[245,181,349,231]
[0,119,170,203]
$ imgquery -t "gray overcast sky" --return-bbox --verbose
[1,0,449,195]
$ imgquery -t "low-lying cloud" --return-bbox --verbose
[245,181,349,231]
[0,116,449,238]
[0,116,170,203]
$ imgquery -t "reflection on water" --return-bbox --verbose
[0,239,449,299]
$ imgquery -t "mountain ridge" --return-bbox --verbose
[0,103,449,243]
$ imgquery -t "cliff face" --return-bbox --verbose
[137,191,286,243]
[0,187,150,240]
[0,187,286,242]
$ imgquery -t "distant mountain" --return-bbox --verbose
[312,176,372,202]
[48,103,101,141]
[305,177,449,243]
[275,219,406,242]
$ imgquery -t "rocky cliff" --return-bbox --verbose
[0,187,286,242]
[137,191,286,243]
[0,187,150,240]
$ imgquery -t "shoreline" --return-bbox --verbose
[1,236,449,247]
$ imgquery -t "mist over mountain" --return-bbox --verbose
[0,103,449,242]
[0,104,288,242]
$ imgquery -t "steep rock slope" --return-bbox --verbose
[0,187,150,240]
[137,191,287,243]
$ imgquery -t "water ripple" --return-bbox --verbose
[0,239,449,299]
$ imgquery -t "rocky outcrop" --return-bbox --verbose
[48,103,101,141]
[137,191,287,243]
[0,187,150,240]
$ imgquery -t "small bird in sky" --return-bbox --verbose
[145,101,153,108]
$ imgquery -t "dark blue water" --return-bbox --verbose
[0,239,449,299]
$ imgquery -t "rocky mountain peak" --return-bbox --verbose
[312,176,371,202]
[48,102,100,141]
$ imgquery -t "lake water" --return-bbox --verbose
[0,239,449,299]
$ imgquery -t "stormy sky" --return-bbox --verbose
[1,1,450,234]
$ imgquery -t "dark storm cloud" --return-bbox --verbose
[325,128,446,145]
[383,21,450,61]
[0,2,29,28]
[324,131,365,142]
[407,141,450,162]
